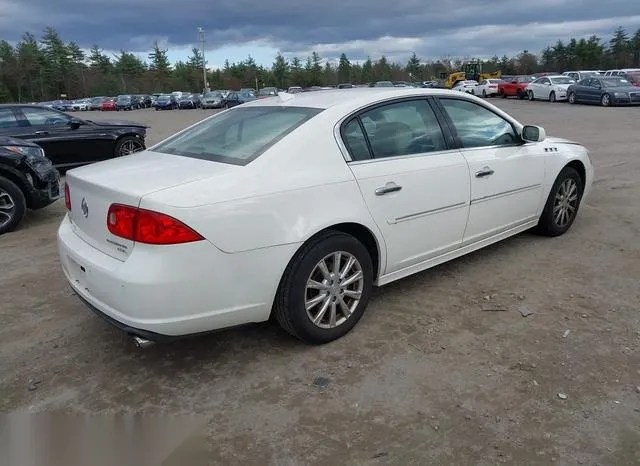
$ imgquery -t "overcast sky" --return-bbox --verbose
[2,0,639,67]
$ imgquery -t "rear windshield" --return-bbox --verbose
[152,106,323,165]
[549,77,574,84]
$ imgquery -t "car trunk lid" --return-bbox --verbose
[65,151,237,261]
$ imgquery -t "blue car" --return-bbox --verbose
[154,94,178,110]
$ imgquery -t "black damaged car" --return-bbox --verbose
[0,136,61,234]
[0,104,147,169]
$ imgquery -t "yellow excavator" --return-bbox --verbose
[440,63,502,88]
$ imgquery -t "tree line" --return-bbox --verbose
[0,26,639,103]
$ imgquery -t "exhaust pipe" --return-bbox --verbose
[132,336,155,348]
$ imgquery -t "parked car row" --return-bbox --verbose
[0,103,148,234]
[453,68,640,106]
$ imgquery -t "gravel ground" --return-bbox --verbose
[1,100,639,465]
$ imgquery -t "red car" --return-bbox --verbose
[101,98,117,111]
[498,76,535,99]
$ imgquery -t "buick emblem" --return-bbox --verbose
[81,197,89,218]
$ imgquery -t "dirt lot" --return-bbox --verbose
[1,100,639,465]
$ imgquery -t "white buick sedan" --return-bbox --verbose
[58,88,593,346]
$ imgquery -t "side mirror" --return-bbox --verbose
[522,125,546,143]
[69,118,83,130]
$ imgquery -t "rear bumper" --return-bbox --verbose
[57,215,296,339]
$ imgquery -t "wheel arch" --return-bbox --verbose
[565,159,586,190]
[301,222,383,281]
[0,168,31,208]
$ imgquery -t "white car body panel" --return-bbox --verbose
[349,151,470,273]
[453,81,479,93]
[473,79,502,97]
[57,88,593,338]
[527,76,574,101]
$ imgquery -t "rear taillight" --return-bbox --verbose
[107,204,204,245]
[64,182,71,210]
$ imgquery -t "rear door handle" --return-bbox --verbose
[475,167,495,178]
[375,182,402,196]
[34,131,49,135]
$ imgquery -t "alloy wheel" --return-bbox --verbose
[601,94,610,107]
[119,139,144,156]
[0,188,16,229]
[553,178,579,228]
[304,251,364,329]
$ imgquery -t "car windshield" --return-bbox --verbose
[550,77,574,84]
[240,91,256,98]
[205,92,222,98]
[117,95,131,100]
[601,78,630,87]
[157,95,171,101]
[152,106,322,165]
[518,76,534,83]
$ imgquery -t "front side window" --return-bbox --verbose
[439,98,518,148]
[21,107,71,126]
[348,100,446,159]
[152,106,322,165]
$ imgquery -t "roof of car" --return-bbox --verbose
[241,87,463,110]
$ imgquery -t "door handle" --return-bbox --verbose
[34,131,49,135]
[475,167,495,178]
[375,182,402,196]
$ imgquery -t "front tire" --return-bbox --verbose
[528,90,535,101]
[273,231,373,344]
[601,93,611,107]
[482,90,487,97]
[536,167,583,237]
[549,91,556,103]
[0,177,27,235]
[568,92,576,104]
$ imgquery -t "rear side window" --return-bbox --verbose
[0,108,20,128]
[152,106,322,165]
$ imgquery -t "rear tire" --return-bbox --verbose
[482,90,487,97]
[0,176,27,235]
[273,231,373,344]
[114,136,145,157]
[536,166,583,237]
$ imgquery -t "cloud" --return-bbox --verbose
[1,0,639,65]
